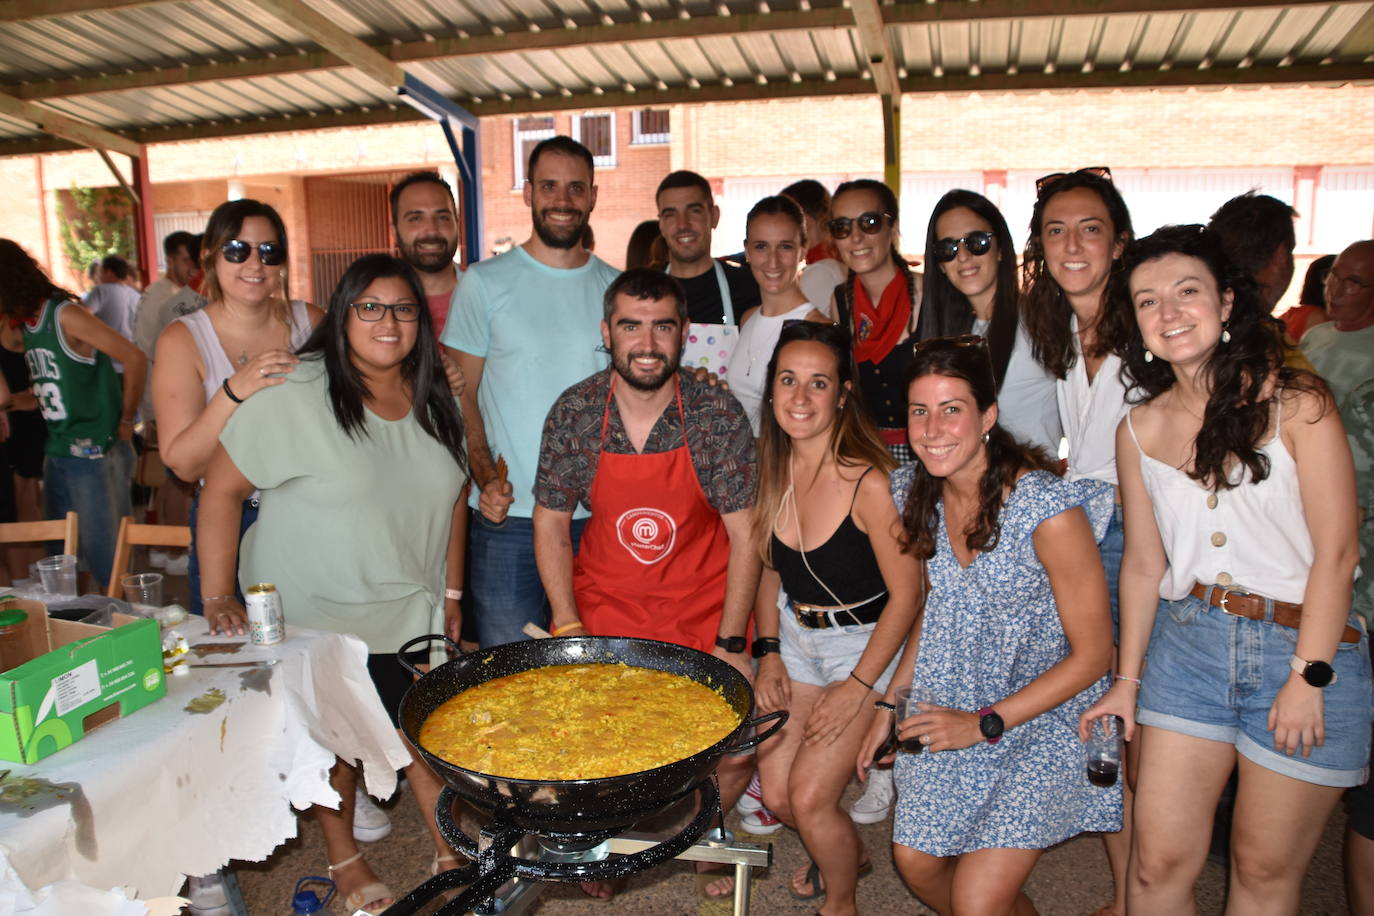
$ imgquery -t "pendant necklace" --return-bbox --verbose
[237,351,248,366]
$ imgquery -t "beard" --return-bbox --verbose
[612,348,679,392]
[399,234,459,273]
[532,206,589,250]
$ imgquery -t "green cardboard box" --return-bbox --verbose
[0,599,166,764]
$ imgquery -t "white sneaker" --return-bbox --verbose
[185,874,230,914]
[163,552,189,576]
[148,549,168,569]
[734,771,765,816]
[848,767,895,824]
[353,787,392,842]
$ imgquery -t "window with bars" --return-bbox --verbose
[631,109,670,145]
[512,116,556,188]
[572,112,616,168]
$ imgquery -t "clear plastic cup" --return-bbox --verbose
[893,685,938,753]
[122,572,164,613]
[1086,715,1123,787]
[36,554,78,598]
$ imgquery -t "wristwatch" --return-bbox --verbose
[1290,655,1337,688]
[978,706,1004,744]
[751,637,781,658]
[715,635,747,654]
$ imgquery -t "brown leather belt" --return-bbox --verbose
[1189,582,1362,644]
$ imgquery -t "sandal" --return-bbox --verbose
[788,857,873,901]
[328,850,394,913]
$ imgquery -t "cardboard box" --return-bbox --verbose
[0,599,166,764]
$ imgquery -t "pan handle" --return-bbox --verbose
[723,709,788,754]
[396,634,462,677]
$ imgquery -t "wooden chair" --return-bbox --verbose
[0,511,79,558]
[106,517,192,598]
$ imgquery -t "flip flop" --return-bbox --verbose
[788,858,874,901]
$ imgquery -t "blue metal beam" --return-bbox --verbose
[398,73,483,265]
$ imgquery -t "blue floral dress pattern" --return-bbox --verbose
[890,467,1123,855]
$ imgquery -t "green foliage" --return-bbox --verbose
[57,185,134,278]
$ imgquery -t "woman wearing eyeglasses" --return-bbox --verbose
[829,179,947,464]
[197,253,470,912]
[923,190,1060,453]
[862,335,1119,916]
[152,199,320,618]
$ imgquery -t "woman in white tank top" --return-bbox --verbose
[1083,225,1371,913]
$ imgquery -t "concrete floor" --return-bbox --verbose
[227,774,1354,915]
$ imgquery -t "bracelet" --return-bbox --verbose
[552,621,584,636]
[444,588,463,602]
[222,378,243,404]
[1114,674,1142,685]
[849,670,875,692]
[874,700,896,711]
[202,594,236,603]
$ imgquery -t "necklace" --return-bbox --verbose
[237,350,248,366]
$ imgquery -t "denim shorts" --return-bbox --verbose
[779,600,900,691]
[1138,593,1373,787]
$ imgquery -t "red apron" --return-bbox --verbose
[572,377,731,653]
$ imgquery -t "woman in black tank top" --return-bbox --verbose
[748,321,923,914]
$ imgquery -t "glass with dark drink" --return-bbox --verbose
[1085,715,1123,786]
[893,685,938,754]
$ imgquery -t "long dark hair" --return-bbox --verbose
[0,239,74,319]
[297,253,467,470]
[922,190,1018,385]
[1116,225,1330,491]
[899,337,1059,560]
[1020,171,1134,379]
[752,320,894,562]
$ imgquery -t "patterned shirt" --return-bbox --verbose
[535,367,757,515]
[1344,378,1374,629]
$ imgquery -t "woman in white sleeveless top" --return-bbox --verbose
[1084,225,1372,913]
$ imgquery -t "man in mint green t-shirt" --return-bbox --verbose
[442,136,617,648]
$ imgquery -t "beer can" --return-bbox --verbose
[245,583,285,646]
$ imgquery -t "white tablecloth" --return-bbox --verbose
[0,617,411,902]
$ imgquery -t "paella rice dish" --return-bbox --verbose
[418,663,740,779]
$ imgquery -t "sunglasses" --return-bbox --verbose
[933,231,995,263]
[827,211,893,240]
[1034,166,1114,197]
[221,239,286,266]
[350,302,420,322]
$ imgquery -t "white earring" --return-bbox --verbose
[1221,328,1232,344]
[1144,349,1154,363]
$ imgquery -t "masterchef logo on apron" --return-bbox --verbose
[616,508,677,565]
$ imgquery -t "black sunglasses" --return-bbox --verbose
[933,231,995,263]
[1034,166,1114,197]
[827,211,893,240]
[221,239,286,266]
[350,302,420,322]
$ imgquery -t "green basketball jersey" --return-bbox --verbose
[22,296,121,459]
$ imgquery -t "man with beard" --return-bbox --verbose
[443,136,620,647]
[532,268,758,899]
[391,171,463,334]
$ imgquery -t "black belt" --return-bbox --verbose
[791,593,886,630]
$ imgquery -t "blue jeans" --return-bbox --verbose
[1099,503,1124,640]
[187,492,259,616]
[43,439,134,590]
[469,513,585,647]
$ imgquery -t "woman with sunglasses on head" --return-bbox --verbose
[923,190,1061,453]
[1081,225,1371,914]
[152,199,320,619]
[861,335,1119,916]
[726,196,831,434]
[829,179,949,464]
[750,320,921,916]
[197,253,470,912]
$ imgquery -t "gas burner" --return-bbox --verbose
[384,779,721,916]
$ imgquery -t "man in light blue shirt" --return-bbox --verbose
[443,136,619,647]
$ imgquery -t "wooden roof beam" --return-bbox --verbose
[0,90,139,156]
[0,0,173,23]
[244,0,404,92]
[850,0,902,98]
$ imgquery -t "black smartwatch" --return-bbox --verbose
[978,706,1004,744]
[715,634,747,654]
[751,637,781,658]
[1290,655,1337,688]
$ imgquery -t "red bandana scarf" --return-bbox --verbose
[851,270,911,365]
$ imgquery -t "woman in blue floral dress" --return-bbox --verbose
[860,336,1121,914]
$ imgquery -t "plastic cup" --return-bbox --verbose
[36,554,78,598]
[893,685,938,754]
[1086,715,1123,787]
[122,572,164,612]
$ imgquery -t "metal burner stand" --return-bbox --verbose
[382,780,771,916]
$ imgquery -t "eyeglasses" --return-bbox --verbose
[1327,268,1374,295]
[914,334,987,353]
[1034,166,1114,197]
[350,301,420,322]
[827,211,893,240]
[221,239,286,266]
[933,231,995,263]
